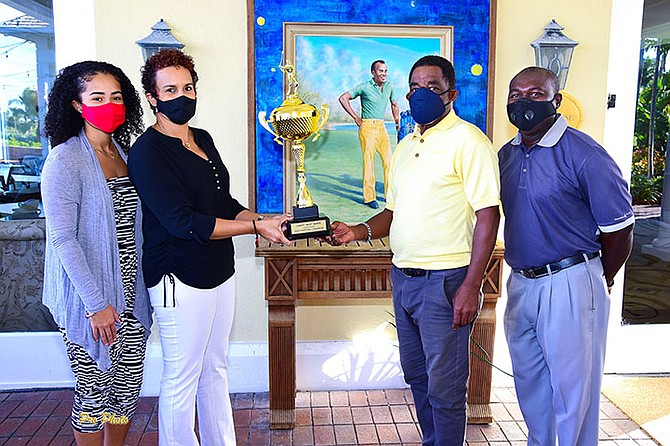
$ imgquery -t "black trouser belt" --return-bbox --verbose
[400,268,427,277]
[514,252,600,279]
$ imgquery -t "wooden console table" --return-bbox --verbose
[256,238,504,428]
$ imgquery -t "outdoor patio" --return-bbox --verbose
[0,387,661,445]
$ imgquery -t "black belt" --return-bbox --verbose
[515,252,599,279]
[400,268,427,277]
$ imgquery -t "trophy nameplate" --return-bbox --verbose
[284,205,331,240]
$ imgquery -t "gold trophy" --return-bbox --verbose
[258,61,331,240]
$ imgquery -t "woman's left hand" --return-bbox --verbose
[89,304,121,346]
[257,215,293,245]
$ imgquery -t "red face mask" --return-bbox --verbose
[81,102,126,133]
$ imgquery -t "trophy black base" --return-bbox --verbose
[285,205,332,241]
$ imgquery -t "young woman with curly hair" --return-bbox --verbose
[128,49,291,446]
[41,61,152,446]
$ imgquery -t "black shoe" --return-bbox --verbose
[365,200,379,209]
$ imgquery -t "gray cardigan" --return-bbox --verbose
[42,130,152,371]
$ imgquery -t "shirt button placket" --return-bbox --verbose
[415,138,424,158]
[519,152,529,188]
[209,160,221,190]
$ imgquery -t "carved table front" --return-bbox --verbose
[256,238,504,428]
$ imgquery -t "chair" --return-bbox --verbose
[19,155,45,175]
[0,219,57,331]
[0,164,12,191]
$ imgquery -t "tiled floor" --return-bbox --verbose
[0,387,661,445]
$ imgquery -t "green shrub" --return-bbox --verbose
[630,172,664,204]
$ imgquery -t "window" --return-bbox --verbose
[0,0,55,221]
[0,0,56,332]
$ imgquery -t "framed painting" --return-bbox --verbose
[249,0,496,216]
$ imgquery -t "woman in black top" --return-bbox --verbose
[128,49,290,446]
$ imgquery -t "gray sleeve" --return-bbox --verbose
[41,150,108,314]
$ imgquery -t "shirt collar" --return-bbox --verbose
[510,114,568,147]
[411,109,459,138]
[369,78,386,88]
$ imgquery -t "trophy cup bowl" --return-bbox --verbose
[259,71,332,241]
[268,98,321,141]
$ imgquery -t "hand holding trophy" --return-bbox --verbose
[258,61,332,240]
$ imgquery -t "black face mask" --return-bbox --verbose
[506,98,556,131]
[155,95,197,125]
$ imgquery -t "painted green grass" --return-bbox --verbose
[299,128,398,223]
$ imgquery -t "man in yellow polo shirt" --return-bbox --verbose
[339,59,400,209]
[328,55,500,446]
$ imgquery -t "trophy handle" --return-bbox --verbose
[258,111,283,145]
[310,104,330,142]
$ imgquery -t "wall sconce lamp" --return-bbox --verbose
[530,19,579,90]
[136,19,185,62]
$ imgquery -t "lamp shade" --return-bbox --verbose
[530,19,579,90]
[135,19,184,62]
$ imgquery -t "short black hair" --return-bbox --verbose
[511,67,560,95]
[409,55,456,89]
[370,60,386,73]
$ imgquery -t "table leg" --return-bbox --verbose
[268,301,296,428]
[265,256,298,429]
[467,295,498,424]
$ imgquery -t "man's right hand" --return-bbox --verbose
[89,304,120,346]
[326,221,356,246]
[324,209,392,246]
[354,116,363,127]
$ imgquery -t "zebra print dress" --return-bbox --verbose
[60,176,147,433]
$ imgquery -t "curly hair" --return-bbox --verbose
[141,49,199,102]
[44,61,143,151]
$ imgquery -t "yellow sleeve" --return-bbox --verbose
[459,137,501,212]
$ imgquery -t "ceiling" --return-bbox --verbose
[643,0,670,40]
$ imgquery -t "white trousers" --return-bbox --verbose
[504,256,610,446]
[149,275,236,446]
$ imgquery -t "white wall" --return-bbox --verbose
[52,0,95,68]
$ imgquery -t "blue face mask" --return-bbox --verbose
[409,88,450,125]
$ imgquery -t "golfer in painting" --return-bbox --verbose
[339,59,400,209]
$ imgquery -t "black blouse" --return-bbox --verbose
[128,126,247,289]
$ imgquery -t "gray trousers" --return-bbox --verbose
[505,256,610,446]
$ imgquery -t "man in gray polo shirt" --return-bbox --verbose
[339,60,400,209]
[499,66,635,446]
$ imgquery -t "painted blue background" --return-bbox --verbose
[254,0,491,213]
